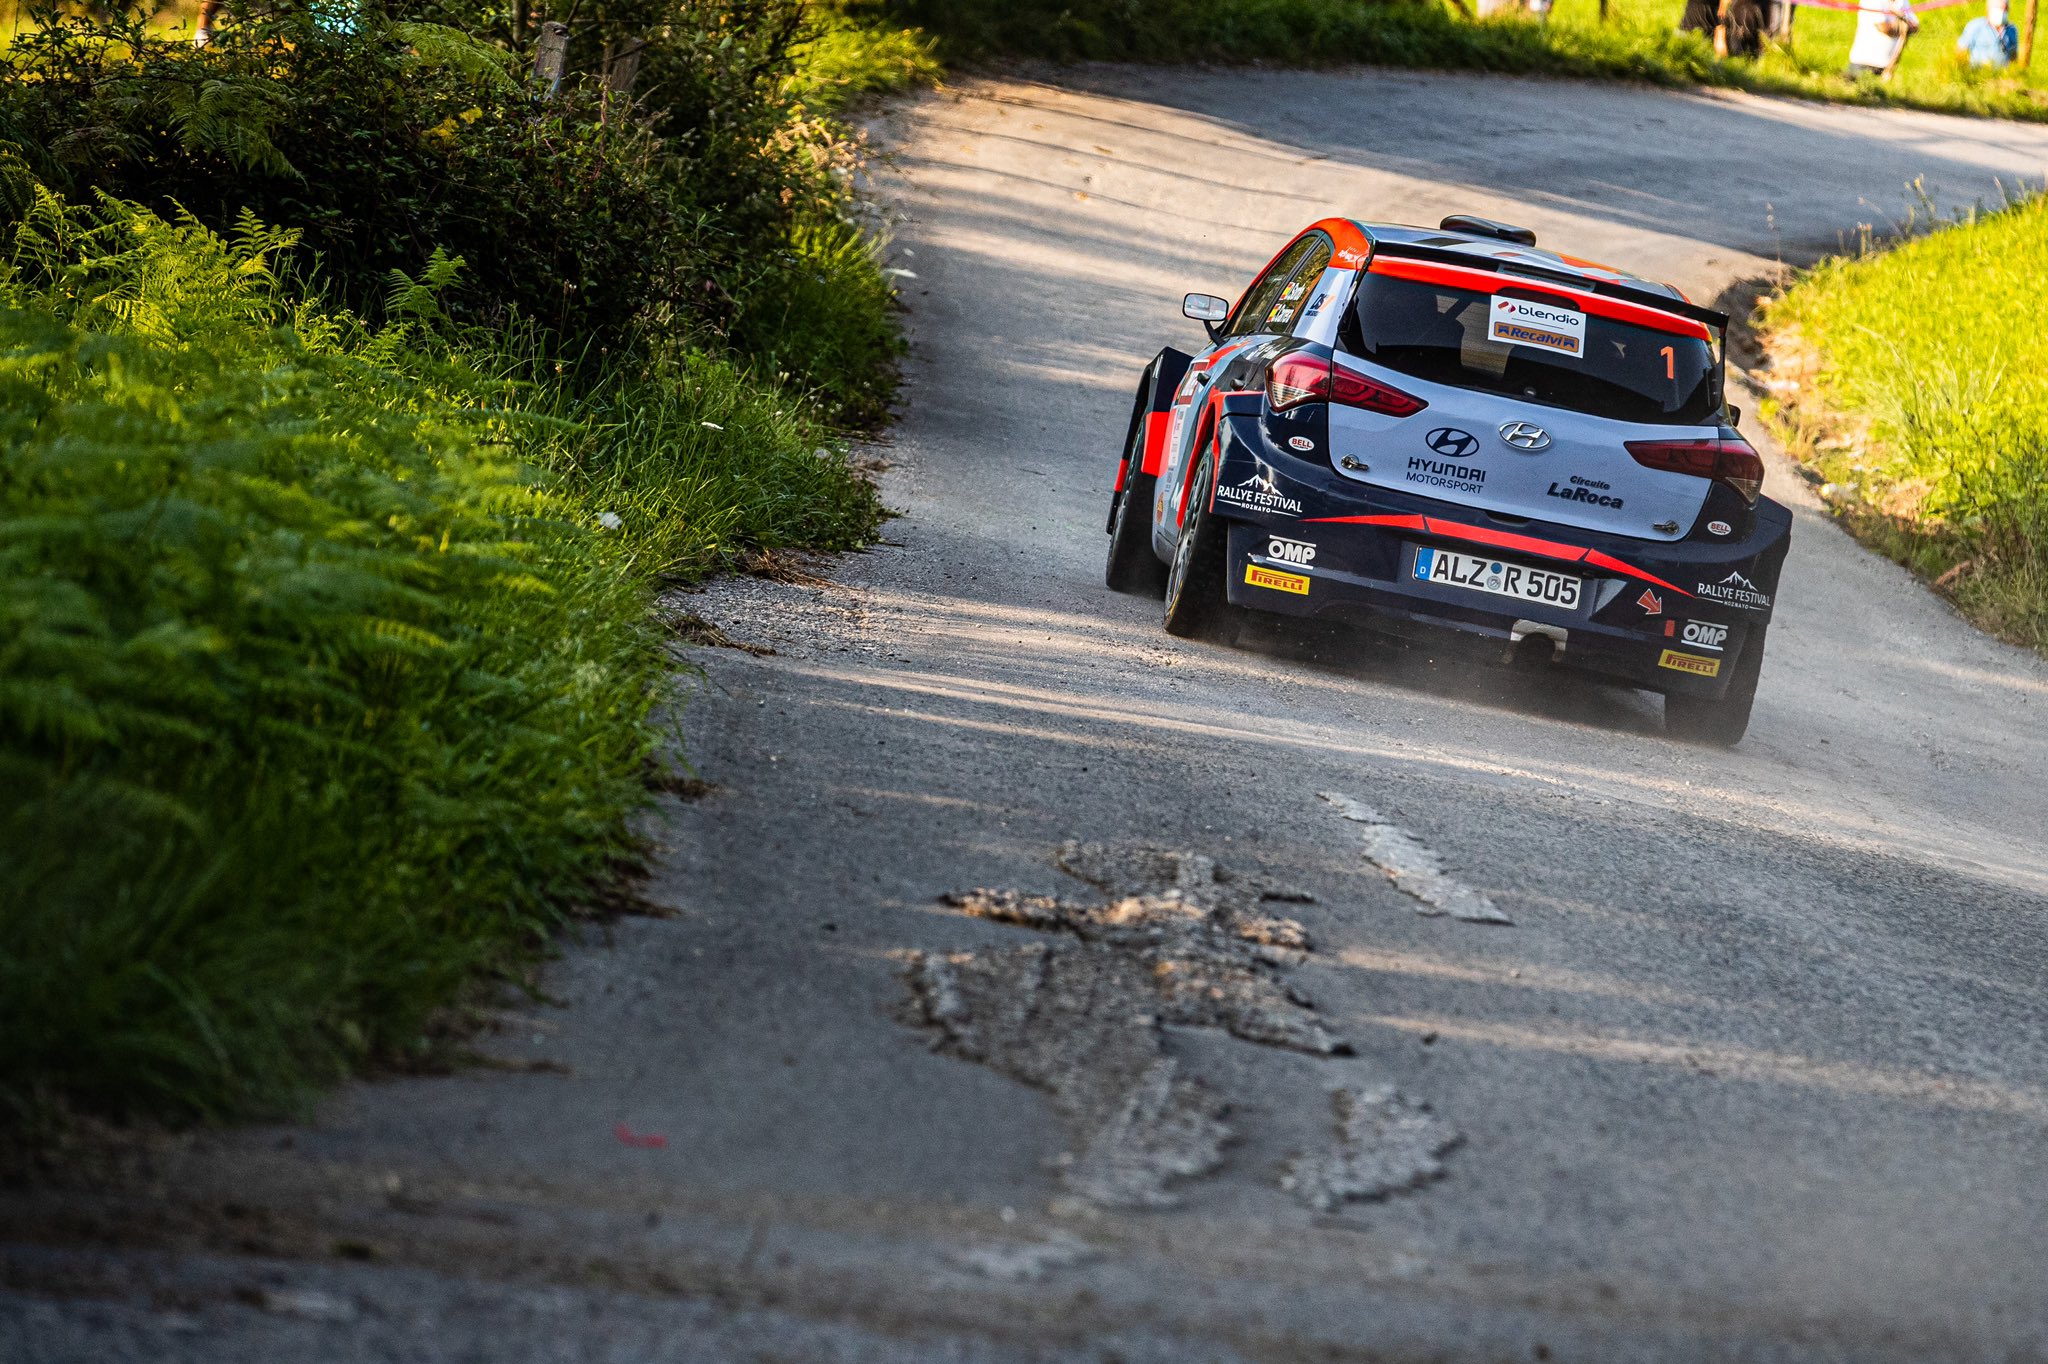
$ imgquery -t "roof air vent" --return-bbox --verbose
[1439,214,1538,248]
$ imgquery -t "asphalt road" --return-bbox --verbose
[11,68,2048,1363]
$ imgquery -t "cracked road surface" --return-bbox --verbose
[11,68,2048,1363]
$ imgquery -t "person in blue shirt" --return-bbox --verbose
[1957,0,2021,66]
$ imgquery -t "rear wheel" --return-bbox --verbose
[1663,625,1765,747]
[1162,447,1236,641]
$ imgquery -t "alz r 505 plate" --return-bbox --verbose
[1412,545,1582,609]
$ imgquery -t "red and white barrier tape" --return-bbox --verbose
[1788,0,1974,12]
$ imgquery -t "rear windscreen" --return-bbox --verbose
[1343,273,1719,425]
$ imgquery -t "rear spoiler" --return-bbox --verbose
[1366,240,1730,336]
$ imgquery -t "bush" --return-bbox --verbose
[0,0,909,415]
[0,185,882,1123]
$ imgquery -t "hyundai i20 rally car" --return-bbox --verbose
[1103,214,1791,746]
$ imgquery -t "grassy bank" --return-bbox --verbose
[0,2,908,1127]
[0,187,884,1124]
[1760,193,2048,654]
[856,0,2048,122]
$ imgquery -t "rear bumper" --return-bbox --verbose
[1210,412,1792,698]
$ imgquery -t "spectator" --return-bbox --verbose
[1957,0,2021,65]
[1847,0,1919,78]
[1717,0,1768,56]
[1681,0,1722,37]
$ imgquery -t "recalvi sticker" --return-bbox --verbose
[1489,296,1586,358]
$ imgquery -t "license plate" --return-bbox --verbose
[1412,545,1582,609]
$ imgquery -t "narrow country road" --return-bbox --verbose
[10,69,2048,1363]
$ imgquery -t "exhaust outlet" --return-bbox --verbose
[1506,620,1567,665]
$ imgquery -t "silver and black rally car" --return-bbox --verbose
[1105,214,1790,746]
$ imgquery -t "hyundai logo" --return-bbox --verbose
[1425,426,1479,459]
[1499,421,1551,451]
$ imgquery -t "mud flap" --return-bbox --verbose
[1111,347,1194,526]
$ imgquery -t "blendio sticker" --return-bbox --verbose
[1265,535,1317,565]
[1695,570,1772,610]
[1246,564,1310,595]
[1405,456,1486,494]
[1215,471,1304,517]
[1545,475,1623,509]
[1658,649,1721,678]
[1490,296,1587,358]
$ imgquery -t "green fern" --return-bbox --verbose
[0,188,663,1123]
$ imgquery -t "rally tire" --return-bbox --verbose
[1663,625,1765,747]
[1162,448,1235,640]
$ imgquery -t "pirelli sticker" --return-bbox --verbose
[1657,649,1721,678]
[1246,564,1310,596]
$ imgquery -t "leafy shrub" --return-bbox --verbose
[0,186,880,1122]
[0,0,908,414]
[2,5,685,346]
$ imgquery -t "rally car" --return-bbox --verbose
[1103,214,1791,746]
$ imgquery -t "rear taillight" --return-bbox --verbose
[1267,353,1427,417]
[1625,434,1765,505]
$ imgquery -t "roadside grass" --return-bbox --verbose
[0,187,882,1126]
[1759,191,2048,655]
[854,0,2048,121]
[791,6,945,110]
[0,2,909,1129]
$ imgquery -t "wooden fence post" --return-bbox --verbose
[2022,0,2040,67]
[532,21,569,98]
[602,37,645,103]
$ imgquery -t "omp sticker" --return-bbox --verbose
[1681,620,1729,651]
[1489,296,1586,357]
[1265,535,1317,565]
[1246,564,1310,595]
[1657,649,1721,678]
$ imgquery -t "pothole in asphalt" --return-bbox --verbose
[899,843,1459,1212]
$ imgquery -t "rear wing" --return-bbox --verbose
[1366,240,1729,339]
